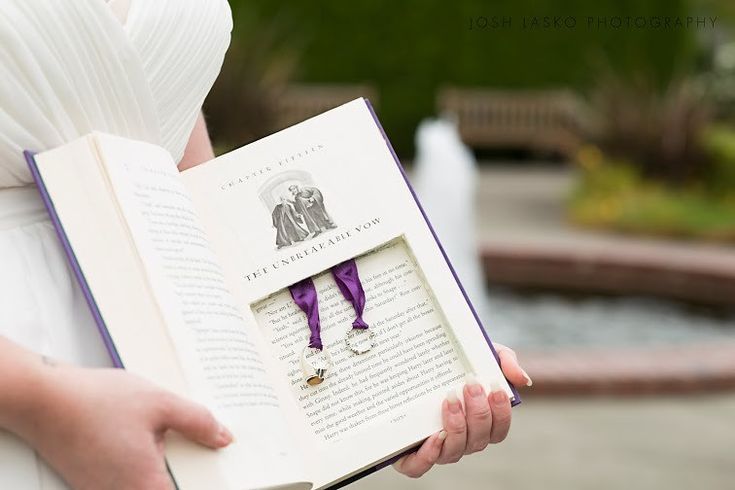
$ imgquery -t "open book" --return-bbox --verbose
[25,99,519,490]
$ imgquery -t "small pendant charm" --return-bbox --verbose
[345,328,376,355]
[301,345,333,386]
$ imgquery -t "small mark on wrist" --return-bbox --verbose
[41,355,58,367]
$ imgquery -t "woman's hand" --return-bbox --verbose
[5,350,232,490]
[394,343,531,478]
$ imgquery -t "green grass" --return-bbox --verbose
[569,161,735,241]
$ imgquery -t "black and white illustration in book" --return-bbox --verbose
[259,169,337,249]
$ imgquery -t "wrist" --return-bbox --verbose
[0,348,65,443]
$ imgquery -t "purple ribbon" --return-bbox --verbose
[289,277,323,350]
[331,259,369,330]
[289,259,368,350]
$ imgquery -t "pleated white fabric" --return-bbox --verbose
[0,1,232,488]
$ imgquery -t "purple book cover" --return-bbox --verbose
[24,150,124,369]
[24,99,520,489]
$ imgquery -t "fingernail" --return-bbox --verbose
[438,430,447,441]
[491,390,508,404]
[489,380,504,393]
[446,390,462,414]
[464,373,484,397]
[521,369,533,387]
[218,424,234,445]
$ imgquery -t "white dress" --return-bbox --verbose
[0,1,231,488]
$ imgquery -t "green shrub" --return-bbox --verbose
[701,125,735,195]
[570,149,735,241]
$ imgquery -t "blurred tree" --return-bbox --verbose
[588,73,712,184]
[214,0,698,156]
[204,5,304,151]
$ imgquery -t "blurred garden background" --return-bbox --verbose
[205,1,735,488]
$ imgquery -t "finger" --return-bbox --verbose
[161,464,177,490]
[436,392,467,464]
[393,430,447,478]
[463,377,492,454]
[495,343,532,387]
[164,477,176,490]
[157,394,233,449]
[488,388,512,444]
[149,469,176,490]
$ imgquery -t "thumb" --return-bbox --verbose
[495,344,533,388]
[158,395,234,449]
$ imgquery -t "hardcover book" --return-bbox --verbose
[25,99,519,490]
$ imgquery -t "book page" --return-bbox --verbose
[252,239,467,445]
[181,99,513,487]
[91,134,309,490]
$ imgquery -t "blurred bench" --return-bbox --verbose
[438,88,587,159]
[274,84,378,130]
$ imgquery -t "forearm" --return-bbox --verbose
[0,109,214,425]
[0,334,231,488]
[0,336,53,439]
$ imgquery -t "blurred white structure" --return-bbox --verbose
[412,117,489,322]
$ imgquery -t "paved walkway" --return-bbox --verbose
[476,166,735,305]
[352,395,735,490]
[476,165,735,267]
[478,165,735,255]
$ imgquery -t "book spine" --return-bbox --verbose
[24,150,124,369]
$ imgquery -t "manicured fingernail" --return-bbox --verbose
[438,430,447,441]
[489,381,504,393]
[491,390,508,404]
[465,373,484,397]
[218,424,234,445]
[446,390,462,413]
[522,369,533,387]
